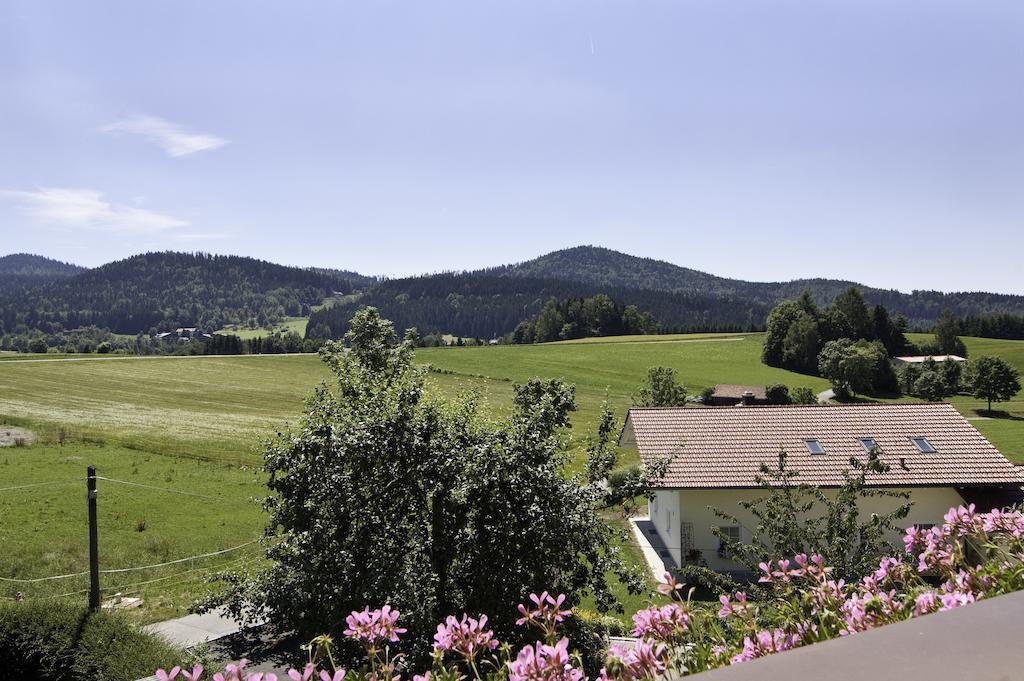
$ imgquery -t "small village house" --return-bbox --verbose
[620,403,1024,575]
[708,384,768,406]
[892,354,967,365]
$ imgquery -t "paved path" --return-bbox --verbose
[816,388,835,403]
[144,606,264,648]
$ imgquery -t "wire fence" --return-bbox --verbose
[0,471,266,604]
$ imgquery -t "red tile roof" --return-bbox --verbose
[621,403,1024,489]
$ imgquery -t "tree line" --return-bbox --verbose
[511,295,659,344]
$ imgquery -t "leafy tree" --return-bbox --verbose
[203,308,646,657]
[762,300,806,367]
[965,356,1022,412]
[765,383,792,405]
[633,367,687,407]
[96,342,112,354]
[817,339,875,397]
[790,386,818,404]
[830,288,872,340]
[941,358,963,394]
[933,310,967,357]
[897,363,922,395]
[913,371,948,402]
[27,337,47,354]
[583,400,618,484]
[781,312,820,373]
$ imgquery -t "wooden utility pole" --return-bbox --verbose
[87,466,100,610]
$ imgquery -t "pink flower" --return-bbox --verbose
[631,602,689,641]
[757,561,774,583]
[319,672,346,681]
[516,592,572,634]
[181,666,204,681]
[913,590,939,616]
[730,629,800,663]
[288,666,315,681]
[655,570,683,597]
[433,613,499,660]
[344,605,407,644]
[508,638,583,681]
[717,592,750,620]
[157,669,181,681]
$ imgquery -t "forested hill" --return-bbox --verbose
[0,253,84,279]
[0,252,360,335]
[306,246,1024,340]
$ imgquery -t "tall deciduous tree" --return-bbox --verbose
[203,307,647,657]
[965,356,1021,412]
[633,366,687,407]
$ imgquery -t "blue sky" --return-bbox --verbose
[2,1,1023,293]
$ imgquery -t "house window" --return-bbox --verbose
[804,439,826,455]
[859,438,880,452]
[717,525,741,558]
[680,521,694,556]
[911,437,936,453]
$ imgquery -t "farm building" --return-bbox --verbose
[892,354,966,365]
[708,384,767,406]
[620,403,1024,576]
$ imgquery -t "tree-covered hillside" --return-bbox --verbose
[0,253,84,278]
[305,273,768,340]
[0,252,359,335]
[306,246,1024,340]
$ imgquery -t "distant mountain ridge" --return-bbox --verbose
[4,246,1024,339]
[306,246,1024,340]
[0,251,362,334]
[0,253,85,278]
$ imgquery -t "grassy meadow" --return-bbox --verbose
[1,331,1023,623]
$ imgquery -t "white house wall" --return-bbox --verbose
[649,486,966,573]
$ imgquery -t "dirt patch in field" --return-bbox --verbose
[0,427,35,447]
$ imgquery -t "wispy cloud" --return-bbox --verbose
[1,187,188,233]
[100,115,229,157]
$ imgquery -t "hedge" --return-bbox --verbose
[0,600,186,681]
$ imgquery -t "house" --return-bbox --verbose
[892,355,966,365]
[156,328,214,342]
[708,384,767,406]
[619,403,1024,575]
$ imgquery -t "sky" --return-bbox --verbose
[2,1,1023,293]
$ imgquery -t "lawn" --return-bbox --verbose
[2,331,1022,625]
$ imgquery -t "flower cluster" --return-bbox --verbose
[434,614,499,661]
[508,638,584,681]
[158,505,1024,681]
[516,591,573,639]
[344,605,407,645]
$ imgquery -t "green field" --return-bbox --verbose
[216,315,309,340]
[2,332,1022,623]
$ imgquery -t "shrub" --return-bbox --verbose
[764,384,791,405]
[790,387,817,404]
[0,600,185,681]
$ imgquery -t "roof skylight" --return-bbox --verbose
[804,439,826,455]
[911,437,937,453]
[859,438,880,452]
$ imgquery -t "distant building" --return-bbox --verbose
[620,403,1024,576]
[156,328,213,342]
[892,355,966,365]
[709,384,767,406]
